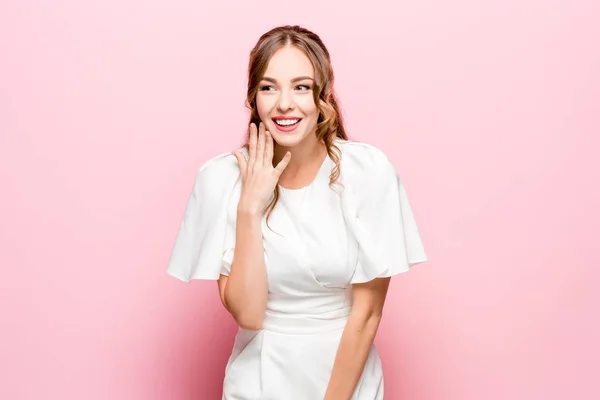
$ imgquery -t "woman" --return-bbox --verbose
[167,25,428,400]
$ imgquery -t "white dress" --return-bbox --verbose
[167,138,428,400]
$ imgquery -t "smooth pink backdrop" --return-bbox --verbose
[1,1,598,399]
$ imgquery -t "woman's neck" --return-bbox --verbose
[274,136,327,184]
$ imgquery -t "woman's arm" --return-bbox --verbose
[218,208,268,331]
[323,277,391,400]
[216,123,291,331]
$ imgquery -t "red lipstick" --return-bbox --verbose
[272,116,302,133]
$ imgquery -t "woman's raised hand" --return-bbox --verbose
[233,122,291,215]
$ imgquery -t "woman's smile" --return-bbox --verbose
[272,116,303,132]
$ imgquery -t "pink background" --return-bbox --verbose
[1,1,599,399]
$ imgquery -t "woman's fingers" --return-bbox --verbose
[256,122,266,167]
[248,123,257,173]
[274,151,292,177]
[264,130,273,166]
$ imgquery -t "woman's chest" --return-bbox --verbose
[262,186,359,291]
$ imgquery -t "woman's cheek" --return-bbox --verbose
[296,96,318,115]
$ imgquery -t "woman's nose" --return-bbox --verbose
[276,90,295,112]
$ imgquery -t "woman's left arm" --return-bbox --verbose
[323,277,391,400]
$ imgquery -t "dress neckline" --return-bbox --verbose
[277,150,331,193]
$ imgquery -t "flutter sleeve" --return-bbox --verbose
[347,146,428,284]
[167,150,242,282]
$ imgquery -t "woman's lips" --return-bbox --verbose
[272,117,302,133]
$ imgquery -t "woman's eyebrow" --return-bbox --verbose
[261,76,315,83]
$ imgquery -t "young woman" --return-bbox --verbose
[167,25,428,400]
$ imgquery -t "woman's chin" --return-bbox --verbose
[267,121,317,149]
[270,130,304,147]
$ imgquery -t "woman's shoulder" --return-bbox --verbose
[192,148,245,196]
[334,138,396,178]
[197,149,242,175]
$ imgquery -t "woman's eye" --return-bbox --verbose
[259,84,310,92]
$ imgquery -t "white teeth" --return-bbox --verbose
[274,119,300,126]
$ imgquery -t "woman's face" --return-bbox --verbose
[256,45,319,149]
